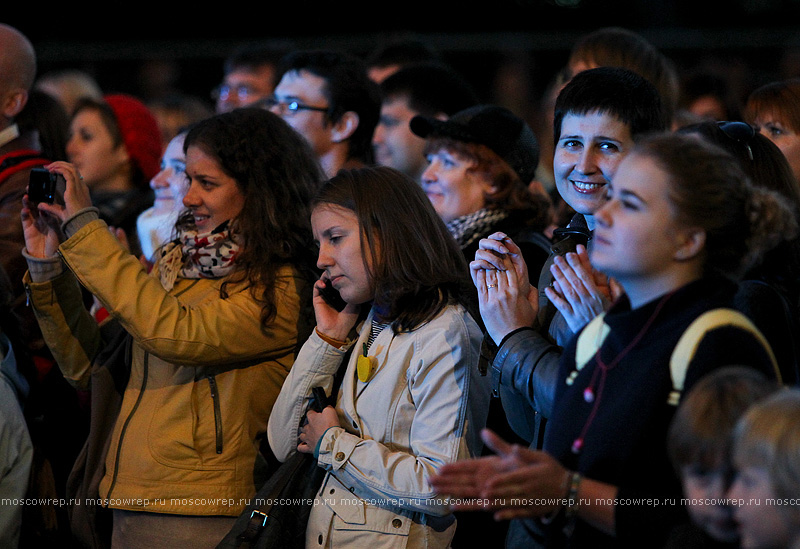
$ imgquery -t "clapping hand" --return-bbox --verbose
[545,244,623,332]
[430,429,569,520]
[469,233,538,344]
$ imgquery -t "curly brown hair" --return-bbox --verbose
[181,108,324,328]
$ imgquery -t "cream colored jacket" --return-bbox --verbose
[268,304,491,548]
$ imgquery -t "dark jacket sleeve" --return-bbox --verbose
[490,327,564,443]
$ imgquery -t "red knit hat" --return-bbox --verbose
[104,94,163,182]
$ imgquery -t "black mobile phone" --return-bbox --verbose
[310,386,329,413]
[319,278,347,312]
[28,167,65,205]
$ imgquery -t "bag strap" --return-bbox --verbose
[238,344,355,545]
[238,451,308,546]
[667,307,780,405]
[571,307,780,406]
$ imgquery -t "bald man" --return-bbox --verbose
[0,25,41,548]
[0,24,49,343]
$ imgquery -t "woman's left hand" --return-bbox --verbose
[472,255,537,345]
[35,161,93,223]
[297,406,340,454]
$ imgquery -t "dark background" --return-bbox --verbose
[6,1,800,117]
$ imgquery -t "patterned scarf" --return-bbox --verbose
[153,222,240,291]
[446,207,508,249]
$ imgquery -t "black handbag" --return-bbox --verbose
[217,350,350,549]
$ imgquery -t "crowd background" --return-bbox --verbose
[4,3,800,548]
[8,1,800,166]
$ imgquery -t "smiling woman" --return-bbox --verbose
[412,104,553,281]
[182,146,245,232]
[21,107,323,548]
[430,132,793,548]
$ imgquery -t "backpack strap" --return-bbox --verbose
[569,307,780,403]
[667,307,780,406]
[567,312,610,386]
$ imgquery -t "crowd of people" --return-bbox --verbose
[1,21,800,549]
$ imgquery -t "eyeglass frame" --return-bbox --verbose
[259,96,330,117]
[717,121,755,161]
[212,84,258,103]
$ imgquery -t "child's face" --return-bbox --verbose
[728,465,795,549]
[681,464,738,543]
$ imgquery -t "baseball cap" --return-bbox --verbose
[410,104,539,184]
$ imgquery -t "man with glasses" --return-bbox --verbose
[213,44,288,114]
[266,49,381,178]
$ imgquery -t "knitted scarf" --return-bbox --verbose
[446,207,508,249]
[154,222,239,291]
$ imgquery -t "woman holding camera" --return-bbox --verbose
[22,108,321,548]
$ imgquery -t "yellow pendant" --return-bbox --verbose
[357,354,376,383]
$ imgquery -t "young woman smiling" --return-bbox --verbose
[66,94,162,257]
[22,108,322,548]
[432,132,790,548]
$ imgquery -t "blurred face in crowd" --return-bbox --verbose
[215,65,276,113]
[751,113,800,183]
[150,132,188,210]
[182,145,245,232]
[66,107,131,191]
[269,69,333,159]
[554,110,634,229]
[373,95,431,182]
[680,463,738,543]
[420,145,494,223]
[728,465,795,549]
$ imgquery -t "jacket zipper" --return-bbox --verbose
[207,375,223,454]
[105,351,148,503]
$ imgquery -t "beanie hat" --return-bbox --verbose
[104,94,162,182]
[410,104,540,184]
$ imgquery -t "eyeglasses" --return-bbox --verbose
[260,97,329,116]
[718,121,755,161]
[212,84,256,102]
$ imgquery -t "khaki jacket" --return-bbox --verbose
[268,305,491,548]
[27,219,310,516]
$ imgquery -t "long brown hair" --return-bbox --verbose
[181,108,323,328]
[312,166,476,331]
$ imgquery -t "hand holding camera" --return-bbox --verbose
[27,161,93,222]
[21,161,94,259]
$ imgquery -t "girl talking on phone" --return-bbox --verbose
[268,166,491,548]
